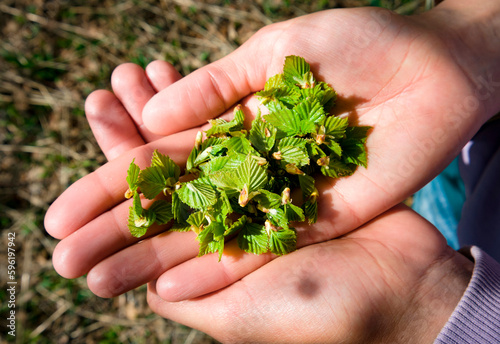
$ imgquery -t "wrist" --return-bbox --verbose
[422,0,500,122]
[395,247,474,343]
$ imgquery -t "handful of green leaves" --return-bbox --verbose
[125,56,370,260]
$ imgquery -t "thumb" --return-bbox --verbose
[142,30,281,135]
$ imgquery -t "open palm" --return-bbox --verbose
[147,204,472,344]
[45,4,494,301]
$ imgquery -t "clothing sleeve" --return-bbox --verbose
[434,246,500,344]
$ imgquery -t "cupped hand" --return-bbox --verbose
[147,204,474,344]
[45,2,497,300]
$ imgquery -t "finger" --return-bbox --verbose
[86,230,200,298]
[155,240,273,302]
[51,196,169,279]
[142,26,284,135]
[44,129,199,240]
[110,63,166,142]
[145,60,183,92]
[85,90,146,160]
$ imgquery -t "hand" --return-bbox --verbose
[44,0,500,300]
[147,204,474,344]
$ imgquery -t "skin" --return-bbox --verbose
[44,0,500,341]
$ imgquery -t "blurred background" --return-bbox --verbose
[1,1,430,343]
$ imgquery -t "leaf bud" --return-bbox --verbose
[194,131,203,150]
[125,188,134,199]
[281,187,291,205]
[134,216,148,228]
[285,163,305,175]
[316,125,326,145]
[316,156,330,167]
[309,188,319,204]
[265,220,278,235]
[272,151,282,160]
[238,184,250,207]
[257,204,270,213]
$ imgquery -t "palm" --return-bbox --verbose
[45,7,482,300]
[147,205,464,344]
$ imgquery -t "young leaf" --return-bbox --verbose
[340,126,371,168]
[248,112,277,153]
[171,192,191,224]
[197,220,226,260]
[321,158,356,178]
[151,149,180,181]
[283,55,313,89]
[177,178,218,210]
[128,193,156,237]
[324,116,349,139]
[149,200,173,225]
[303,199,318,224]
[298,174,315,200]
[253,190,282,212]
[293,98,325,124]
[224,215,248,237]
[125,159,140,198]
[277,137,310,167]
[268,228,297,255]
[235,155,268,192]
[256,74,300,106]
[284,203,305,222]
[205,105,245,137]
[300,82,337,107]
[264,106,301,137]
[237,222,269,255]
[138,166,167,199]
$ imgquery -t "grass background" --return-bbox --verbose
[1,1,429,343]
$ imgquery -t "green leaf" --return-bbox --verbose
[221,136,255,155]
[197,220,226,260]
[283,55,313,89]
[256,74,300,106]
[224,215,248,237]
[171,192,191,224]
[149,200,173,224]
[278,137,310,167]
[300,82,337,107]
[127,193,156,237]
[177,178,218,210]
[253,190,282,211]
[248,112,277,153]
[293,98,325,124]
[321,158,356,178]
[237,223,269,255]
[264,106,301,137]
[205,105,245,137]
[235,155,268,192]
[324,116,349,139]
[151,149,180,181]
[138,166,167,199]
[269,228,297,255]
[340,126,371,168]
[298,174,315,200]
[303,199,318,224]
[126,159,140,193]
[266,208,289,229]
[284,203,305,222]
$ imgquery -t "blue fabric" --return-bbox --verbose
[457,119,500,262]
[412,157,465,250]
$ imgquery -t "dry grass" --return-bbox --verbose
[0,0,427,343]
